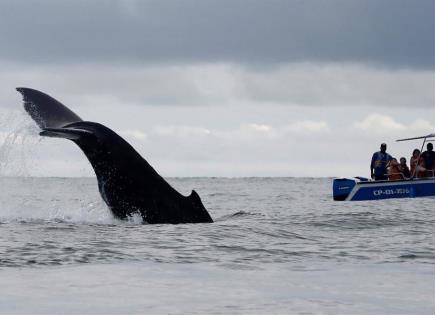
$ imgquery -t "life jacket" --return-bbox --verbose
[388,160,403,181]
[372,151,392,176]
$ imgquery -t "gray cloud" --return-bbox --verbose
[2,63,435,110]
[1,0,435,68]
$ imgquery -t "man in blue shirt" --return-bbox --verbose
[371,143,393,180]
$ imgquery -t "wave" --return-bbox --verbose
[214,210,263,222]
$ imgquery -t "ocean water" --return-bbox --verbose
[0,176,434,314]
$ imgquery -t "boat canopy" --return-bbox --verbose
[396,133,435,142]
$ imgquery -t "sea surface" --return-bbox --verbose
[0,177,434,314]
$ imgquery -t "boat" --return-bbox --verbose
[333,133,435,201]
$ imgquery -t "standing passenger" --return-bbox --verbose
[370,143,393,180]
[421,143,435,177]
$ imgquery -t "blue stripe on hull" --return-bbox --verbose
[347,180,435,201]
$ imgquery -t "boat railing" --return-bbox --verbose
[387,172,406,180]
[377,169,435,182]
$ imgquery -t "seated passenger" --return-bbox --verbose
[421,143,435,177]
[388,158,403,180]
[410,149,425,178]
[399,157,411,179]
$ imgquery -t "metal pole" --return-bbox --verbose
[414,137,427,178]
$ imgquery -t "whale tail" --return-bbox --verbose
[16,87,82,129]
[39,127,94,140]
[17,87,214,224]
[188,190,213,223]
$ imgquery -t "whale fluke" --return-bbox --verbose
[16,87,82,129]
[40,127,94,140]
[17,87,213,224]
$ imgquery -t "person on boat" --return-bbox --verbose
[370,143,393,180]
[388,158,403,180]
[421,143,435,177]
[399,157,411,179]
[410,148,425,178]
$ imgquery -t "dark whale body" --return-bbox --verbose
[17,87,213,224]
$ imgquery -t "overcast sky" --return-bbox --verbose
[1,0,435,177]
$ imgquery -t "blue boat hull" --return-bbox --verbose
[333,178,435,201]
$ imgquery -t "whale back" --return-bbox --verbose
[16,87,82,128]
